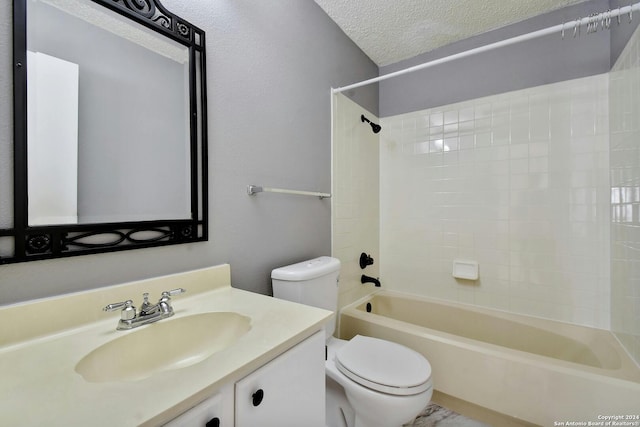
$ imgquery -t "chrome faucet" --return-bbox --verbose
[104,288,186,330]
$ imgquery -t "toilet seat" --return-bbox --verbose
[334,335,432,396]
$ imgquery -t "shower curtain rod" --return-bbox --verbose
[333,2,640,94]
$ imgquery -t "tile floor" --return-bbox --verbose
[404,403,491,427]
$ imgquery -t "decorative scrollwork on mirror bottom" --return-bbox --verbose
[15,222,201,260]
[62,227,178,248]
[63,231,127,249]
[26,234,52,254]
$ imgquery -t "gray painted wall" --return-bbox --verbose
[379,0,612,117]
[0,0,378,305]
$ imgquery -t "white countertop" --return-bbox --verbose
[0,265,332,426]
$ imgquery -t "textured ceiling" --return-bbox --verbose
[314,0,588,66]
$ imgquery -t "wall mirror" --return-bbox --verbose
[2,0,208,263]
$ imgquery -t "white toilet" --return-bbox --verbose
[271,256,432,427]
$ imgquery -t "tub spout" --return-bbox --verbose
[361,274,381,287]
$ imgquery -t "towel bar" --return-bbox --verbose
[247,185,331,199]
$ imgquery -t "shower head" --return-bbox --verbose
[361,114,382,134]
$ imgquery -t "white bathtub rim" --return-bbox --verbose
[344,289,614,333]
[339,289,640,386]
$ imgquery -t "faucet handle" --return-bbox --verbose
[359,252,374,269]
[103,300,136,320]
[156,288,186,315]
[161,288,186,298]
[103,300,131,311]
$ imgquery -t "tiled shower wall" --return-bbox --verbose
[379,74,611,328]
[332,94,380,311]
[610,25,640,363]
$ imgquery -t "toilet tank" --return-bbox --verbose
[271,256,340,338]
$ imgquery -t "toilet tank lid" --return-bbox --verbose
[271,256,341,281]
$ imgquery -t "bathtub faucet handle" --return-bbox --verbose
[359,252,374,269]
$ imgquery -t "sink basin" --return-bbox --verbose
[75,312,251,383]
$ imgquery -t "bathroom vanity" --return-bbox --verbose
[166,331,325,426]
[0,265,331,426]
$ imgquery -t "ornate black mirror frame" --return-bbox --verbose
[4,0,208,264]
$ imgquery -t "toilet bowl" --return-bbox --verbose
[326,336,432,427]
[271,257,433,427]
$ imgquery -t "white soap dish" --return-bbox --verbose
[452,260,478,280]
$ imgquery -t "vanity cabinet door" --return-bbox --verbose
[235,330,325,427]
[164,384,233,427]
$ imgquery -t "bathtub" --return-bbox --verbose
[339,291,640,426]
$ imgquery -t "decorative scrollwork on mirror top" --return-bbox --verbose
[4,0,208,264]
[102,0,203,47]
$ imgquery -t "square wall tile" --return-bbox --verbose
[610,24,640,365]
[333,94,380,309]
[380,73,610,330]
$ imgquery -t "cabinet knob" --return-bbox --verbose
[205,418,220,427]
[252,389,264,407]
